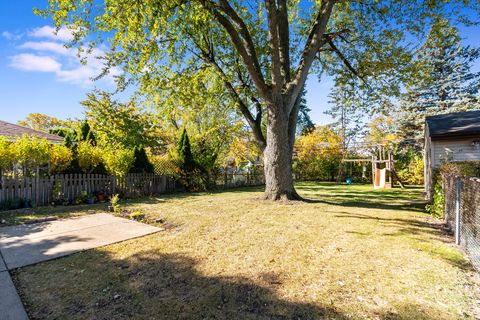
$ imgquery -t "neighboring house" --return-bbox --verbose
[0,120,64,144]
[424,110,480,200]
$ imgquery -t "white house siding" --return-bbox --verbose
[432,138,480,168]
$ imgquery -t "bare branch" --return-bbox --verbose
[328,40,366,84]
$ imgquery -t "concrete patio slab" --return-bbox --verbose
[0,252,6,272]
[0,213,161,270]
[0,271,29,320]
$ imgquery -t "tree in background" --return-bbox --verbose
[17,113,70,132]
[174,129,200,190]
[39,0,478,200]
[13,135,50,176]
[296,87,315,136]
[365,115,399,147]
[152,68,246,171]
[399,18,480,139]
[294,126,342,181]
[77,120,96,144]
[82,91,162,150]
[130,148,155,174]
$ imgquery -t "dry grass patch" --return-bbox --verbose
[0,203,106,226]
[12,182,480,319]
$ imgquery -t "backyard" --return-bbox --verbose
[7,182,479,319]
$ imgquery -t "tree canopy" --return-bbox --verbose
[38,0,480,199]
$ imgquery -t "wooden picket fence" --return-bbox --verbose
[0,173,177,207]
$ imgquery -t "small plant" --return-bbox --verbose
[75,191,89,205]
[51,181,65,205]
[129,209,145,221]
[426,182,444,218]
[111,194,121,214]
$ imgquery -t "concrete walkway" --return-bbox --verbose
[0,213,162,319]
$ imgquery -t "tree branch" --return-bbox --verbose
[200,0,270,99]
[328,39,366,84]
[277,0,290,82]
[286,0,336,111]
[265,0,284,93]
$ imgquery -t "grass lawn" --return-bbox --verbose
[10,182,480,319]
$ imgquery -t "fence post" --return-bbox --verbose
[455,176,462,245]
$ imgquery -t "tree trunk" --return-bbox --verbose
[263,100,301,200]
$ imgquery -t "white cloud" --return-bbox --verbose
[2,31,22,41]
[9,25,121,87]
[19,41,70,55]
[9,54,61,72]
[29,26,74,42]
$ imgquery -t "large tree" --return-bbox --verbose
[399,17,480,139]
[39,0,478,200]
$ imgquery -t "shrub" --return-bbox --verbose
[102,148,135,177]
[0,136,14,172]
[129,210,145,221]
[130,148,155,173]
[427,161,480,217]
[426,182,444,217]
[14,135,50,173]
[49,144,73,174]
[77,141,102,173]
[294,126,342,181]
[395,149,424,185]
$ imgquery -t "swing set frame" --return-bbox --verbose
[339,144,405,189]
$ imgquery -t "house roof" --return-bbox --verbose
[0,120,64,144]
[426,110,480,138]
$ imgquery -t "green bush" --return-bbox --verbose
[427,161,480,217]
[129,209,145,221]
[426,182,444,217]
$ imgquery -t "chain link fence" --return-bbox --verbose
[443,174,480,271]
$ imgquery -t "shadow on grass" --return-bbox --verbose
[296,182,427,212]
[17,249,449,320]
[335,211,471,271]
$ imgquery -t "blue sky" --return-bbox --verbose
[0,2,478,126]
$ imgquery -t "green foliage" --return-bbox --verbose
[427,161,480,217]
[102,148,135,177]
[129,209,145,221]
[296,87,315,136]
[76,141,102,174]
[0,198,33,211]
[77,120,95,144]
[130,148,155,174]
[438,161,480,177]
[294,126,342,181]
[83,90,160,149]
[0,136,14,171]
[18,113,68,132]
[13,135,50,172]
[426,182,444,217]
[49,144,73,174]
[111,194,121,213]
[395,148,424,185]
[52,181,65,203]
[177,129,195,173]
[399,18,480,139]
[74,191,89,205]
